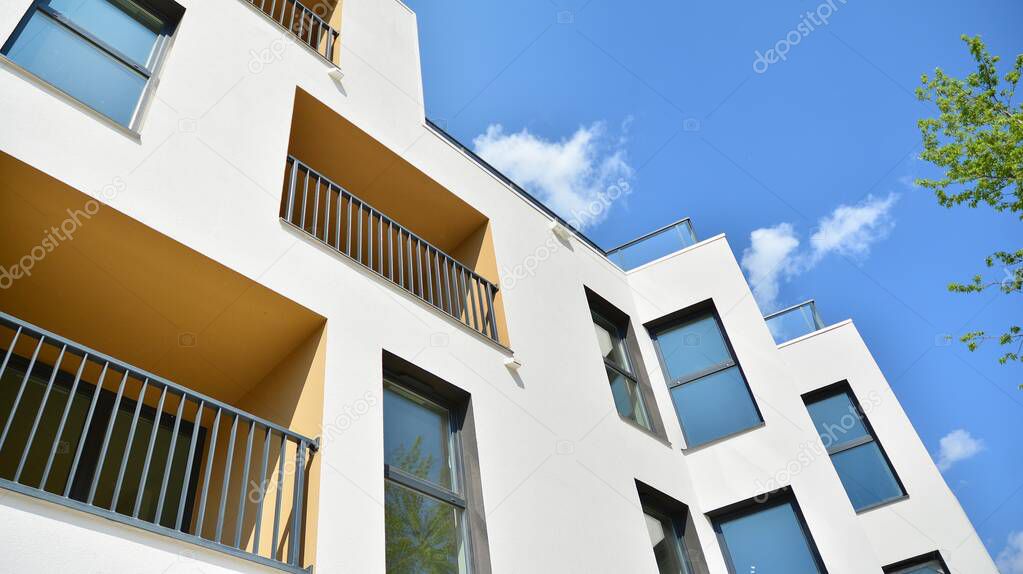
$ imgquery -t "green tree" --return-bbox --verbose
[916,34,1023,365]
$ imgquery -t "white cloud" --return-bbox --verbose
[740,223,801,310]
[740,194,898,311]
[936,428,985,472]
[473,121,633,230]
[997,531,1023,574]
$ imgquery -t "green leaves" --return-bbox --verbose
[917,35,1022,366]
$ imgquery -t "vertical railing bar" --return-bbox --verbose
[108,375,146,508]
[133,384,168,518]
[14,344,67,482]
[288,0,297,32]
[357,201,363,263]
[271,433,286,560]
[0,325,23,381]
[89,368,130,505]
[473,277,487,337]
[486,283,499,341]
[312,175,321,239]
[286,157,297,223]
[195,407,222,537]
[176,400,204,531]
[407,233,415,294]
[253,426,272,554]
[324,177,331,246]
[296,3,304,39]
[346,193,353,257]
[458,266,471,327]
[425,242,435,304]
[433,249,444,312]
[467,274,480,331]
[333,186,342,251]
[288,440,307,566]
[41,351,89,490]
[378,212,384,275]
[416,238,425,299]
[443,258,454,316]
[65,361,109,498]
[367,208,374,271]
[155,390,187,525]
[397,229,405,288]
[235,419,255,549]
[0,334,45,451]
[299,168,310,230]
[215,413,240,543]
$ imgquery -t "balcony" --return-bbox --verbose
[606,218,697,271]
[764,300,826,345]
[0,152,326,572]
[243,0,341,65]
[282,89,508,346]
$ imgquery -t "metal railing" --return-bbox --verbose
[764,300,826,344]
[0,311,317,573]
[281,156,501,343]
[246,0,340,64]
[605,218,697,271]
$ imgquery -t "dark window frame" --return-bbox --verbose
[585,287,669,441]
[1,0,184,130]
[708,488,829,574]
[646,301,764,448]
[382,351,492,574]
[802,382,908,513]
[636,480,708,574]
[883,551,950,573]
[0,350,206,527]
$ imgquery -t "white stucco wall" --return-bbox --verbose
[0,0,996,572]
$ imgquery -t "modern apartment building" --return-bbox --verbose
[0,0,999,572]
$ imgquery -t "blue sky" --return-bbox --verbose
[402,0,1022,568]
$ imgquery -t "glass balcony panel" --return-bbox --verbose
[765,301,825,344]
[606,219,697,271]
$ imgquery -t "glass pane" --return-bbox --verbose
[385,481,467,574]
[48,0,163,67]
[593,316,629,371]
[644,512,689,574]
[384,385,454,490]
[671,366,760,446]
[656,315,732,382]
[892,560,945,574]
[5,11,146,126]
[832,441,904,511]
[608,368,650,430]
[608,221,697,271]
[806,392,869,450]
[717,500,824,574]
[766,304,822,344]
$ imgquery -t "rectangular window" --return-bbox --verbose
[883,552,949,573]
[2,0,183,129]
[592,310,652,430]
[384,379,471,573]
[711,493,827,574]
[650,309,762,447]
[0,352,204,529]
[636,481,706,574]
[804,384,905,512]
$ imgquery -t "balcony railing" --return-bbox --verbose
[282,156,501,342]
[0,311,317,573]
[605,218,697,271]
[245,0,340,64]
[764,300,826,344]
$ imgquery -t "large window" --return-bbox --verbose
[592,310,651,430]
[384,378,472,573]
[2,0,183,128]
[650,309,762,447]
[883,552,949,573]
[636,481,706,574]
[711,493,827,574]
[804,385,905,512]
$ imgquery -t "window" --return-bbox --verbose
[592,310,651,430]
[711,493,827,574]
[650,308,762,447]
[2,0,183,129]
[803,384,905,512]
[0,352,204,529]
[883,552,949,573]
[636,481,706,574]
[384,378,472,573]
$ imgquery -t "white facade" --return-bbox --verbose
[0,0,997,572]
